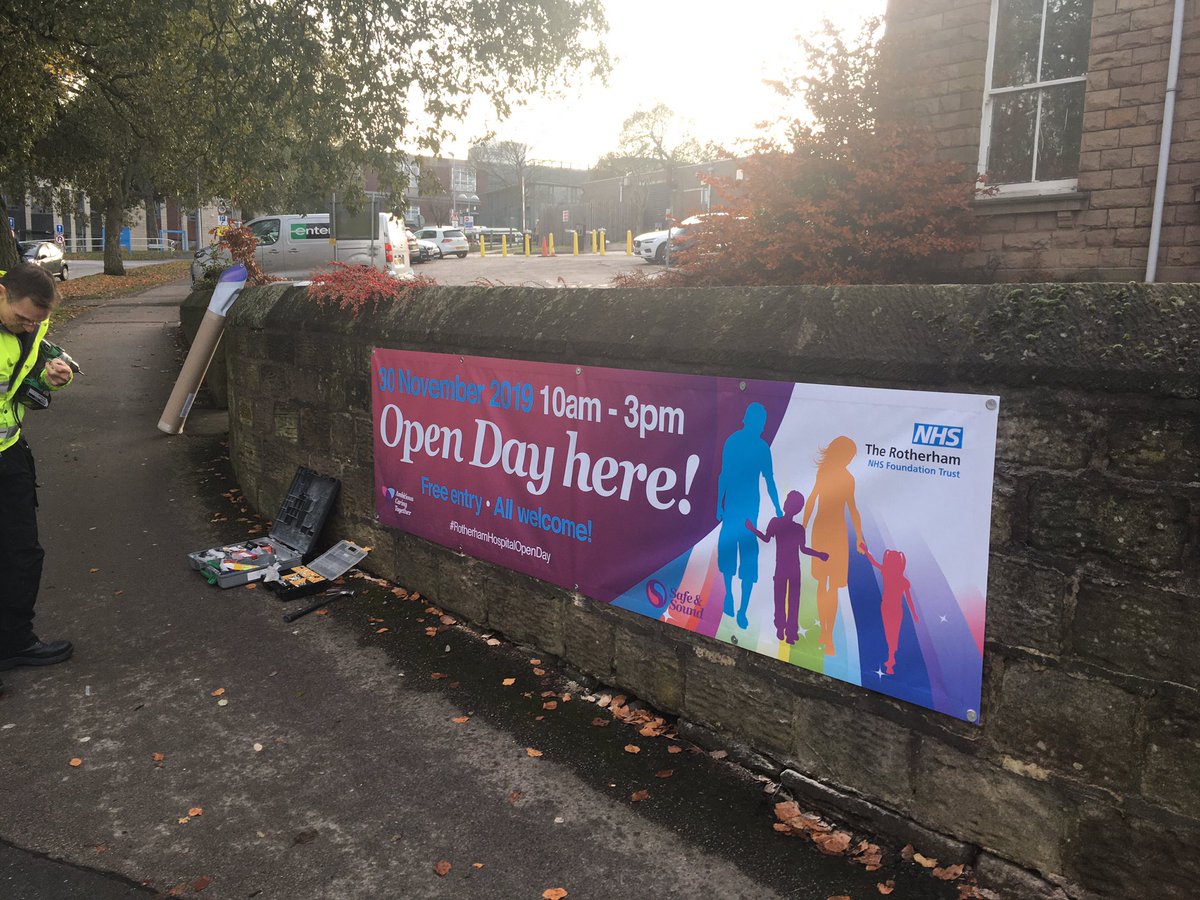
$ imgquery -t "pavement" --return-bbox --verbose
[0,278,960,899]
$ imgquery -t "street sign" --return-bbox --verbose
[562,210,569,222]
[54,234,64,246]
[55,223,64,235]
[217,214,229,227]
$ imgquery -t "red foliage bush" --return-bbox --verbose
[306,262,437,314]
[214,225,274,285]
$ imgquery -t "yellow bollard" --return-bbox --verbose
[501,235,508,257]
[573,231,579,256]
[626,230,633,255]
[480,235,486,257]
[599,230,606,256]
[525,234,531,256]
[549,233,556,256]
[590,230,597,254]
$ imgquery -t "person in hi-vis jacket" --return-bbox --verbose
[0,264,74,692]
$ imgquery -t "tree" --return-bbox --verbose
[626,19,981,287]
[4,0,610,273]
[610,104,717,210]
[469,141,540,232]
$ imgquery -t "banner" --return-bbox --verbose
[373,349,999,722]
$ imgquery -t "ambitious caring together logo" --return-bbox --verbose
[911,422,964,449]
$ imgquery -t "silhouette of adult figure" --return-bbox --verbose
[802,436,865,656]
[716,402,782,629]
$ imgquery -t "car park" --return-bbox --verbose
[19,240,68,280]
[415,226,469,258]
[190,212,411,284]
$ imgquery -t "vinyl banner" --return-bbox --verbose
[373,349,1000,722]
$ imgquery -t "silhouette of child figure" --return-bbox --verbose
[746,491,829,645]
[863,547,919,675]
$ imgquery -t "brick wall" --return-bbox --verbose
[221,283,1199,898]
[883,0,1200,282]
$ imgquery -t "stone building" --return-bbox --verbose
[883,0,1200,281]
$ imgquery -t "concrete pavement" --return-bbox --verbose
[0,278,957,899]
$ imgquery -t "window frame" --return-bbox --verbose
[978,0,1091,198]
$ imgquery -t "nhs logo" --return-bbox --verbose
[912,422,964,448]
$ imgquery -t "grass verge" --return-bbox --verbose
[58,261,191,306]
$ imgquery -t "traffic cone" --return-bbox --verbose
[540,236,548,257]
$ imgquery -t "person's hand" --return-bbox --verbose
[744,519,755,531]
[857,540,868,554]
[818,551,829,561]
[43,358,72,387]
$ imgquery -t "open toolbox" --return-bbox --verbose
[268,540,370,600]
[188,467,340,588]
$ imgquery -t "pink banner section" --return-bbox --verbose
[372,349,999,722]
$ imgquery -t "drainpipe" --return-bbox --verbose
[1145,0,1186,283]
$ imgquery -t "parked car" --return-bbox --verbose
[190,212,412,284]
[632,215,722,264]
[19,240,68,280]
[415,226,469,258]
[407,230,440,263]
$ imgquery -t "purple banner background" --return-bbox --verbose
[373,348,790,602]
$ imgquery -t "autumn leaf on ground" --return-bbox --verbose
[88,567,99,573]
[68,758,83,767]
[623,745,641,754]
[590,718,609,727]
[543,701,558,710]
[852,841,883,870]
[543,890,568,900]
[709,749,728,760]
[192,875,212,892]
[211,688,225,697]
[486,638,501,646]
[424,627,438,637]
[244,583,258,590]
[440,615,456,625]
[813,831,852,855]
[933,864,965,880]
[375,627,389,634]
[913,852,938,868]
[877,880,895,895]
[526,748,543,758]
[112,590,124,597]
[451,716,470,724]
[900,844,915,861]
[655,770,674,779]
[315,609,328,616]
[502,678,516,686]
[472,863,484,869]
[151,752,165,762]
[532,667,546,676]
[434,860,451,877]
[667,745,682,754]
[188,807,204,817]
[293,829,319,845]
[630,790,650,802]
[827,896,851,900]
[506,790,525,805]
[529,658,541,665]
[431,672,450,680]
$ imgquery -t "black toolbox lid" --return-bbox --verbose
[269,467,340,558]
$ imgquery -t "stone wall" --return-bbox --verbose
[221,283,1199,898]
[882,0,1200,282]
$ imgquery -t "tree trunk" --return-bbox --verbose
[103,197,126,276]
[143,184,160,247]
[0,195,20,270]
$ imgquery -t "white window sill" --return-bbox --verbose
[971,190,1089,216]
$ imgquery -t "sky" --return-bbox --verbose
[443,0,886,168]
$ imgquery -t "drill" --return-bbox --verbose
[16,340,83,410]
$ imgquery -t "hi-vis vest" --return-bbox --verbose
[1,318,60,453]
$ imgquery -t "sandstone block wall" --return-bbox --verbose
[883,0,1200,282]
[221,283,1199,897]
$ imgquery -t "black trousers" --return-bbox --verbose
[0,439,43,654]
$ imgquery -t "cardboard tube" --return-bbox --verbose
[157,264,247,434]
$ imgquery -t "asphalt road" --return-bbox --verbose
[410,247,647,287]
[0,279,960,899]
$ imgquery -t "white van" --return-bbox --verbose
[190,212,412,284]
